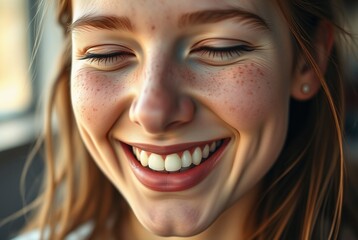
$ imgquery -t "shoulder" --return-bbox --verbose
[11,221,93,240]
[11,230,40,240]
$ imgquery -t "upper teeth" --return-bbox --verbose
[132,140,222,172]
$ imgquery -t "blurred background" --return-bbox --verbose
[0,0,357,239]
[0,1,62,239]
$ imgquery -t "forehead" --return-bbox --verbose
[71,0,280,28]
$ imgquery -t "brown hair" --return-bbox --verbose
[19,0,353,239]
[249,1,346,239]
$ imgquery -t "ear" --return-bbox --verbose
[291,21,334,101]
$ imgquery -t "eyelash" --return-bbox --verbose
[191,45,254,59]
[79,45,253,66]
[80,52,134,64]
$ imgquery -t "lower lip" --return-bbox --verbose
[121,139,230,192]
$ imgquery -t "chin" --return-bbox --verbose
[145,221,209,238]
[135,204,215,238]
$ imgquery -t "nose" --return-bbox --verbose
[129,65,194,134]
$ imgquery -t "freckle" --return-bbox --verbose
[151,25,156,30]
[229,107,236,112]
[256,68,264,76]
[93,108,98,112]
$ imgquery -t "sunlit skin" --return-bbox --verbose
[70,0,308,239]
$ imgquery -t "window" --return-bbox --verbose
[0,0,31,119]
[0,0,62,151]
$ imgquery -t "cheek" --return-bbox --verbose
[71,70,128,135]
[189,63,287,131]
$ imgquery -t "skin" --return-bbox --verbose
[70,0,309,239]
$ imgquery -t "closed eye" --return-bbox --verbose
[78,45,136,71]
[193,45,253,58]
[190,43,254,66]
[80,52,134,65]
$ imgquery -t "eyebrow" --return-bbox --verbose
[178,9,270,30]
[70,14,134,32]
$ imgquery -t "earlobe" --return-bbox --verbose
[291,21,334,101]
[291,63,322,101]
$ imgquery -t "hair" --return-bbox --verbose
[15,0,356,239]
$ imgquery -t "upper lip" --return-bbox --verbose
[121,138,226,155]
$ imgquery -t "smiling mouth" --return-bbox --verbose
[132,140,223,172]
[120,138,230,192]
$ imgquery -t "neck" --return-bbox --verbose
[124,185,259,240]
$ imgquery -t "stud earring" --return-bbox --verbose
[301,83,310,94]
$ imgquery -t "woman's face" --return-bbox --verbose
[71,0,294,237]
